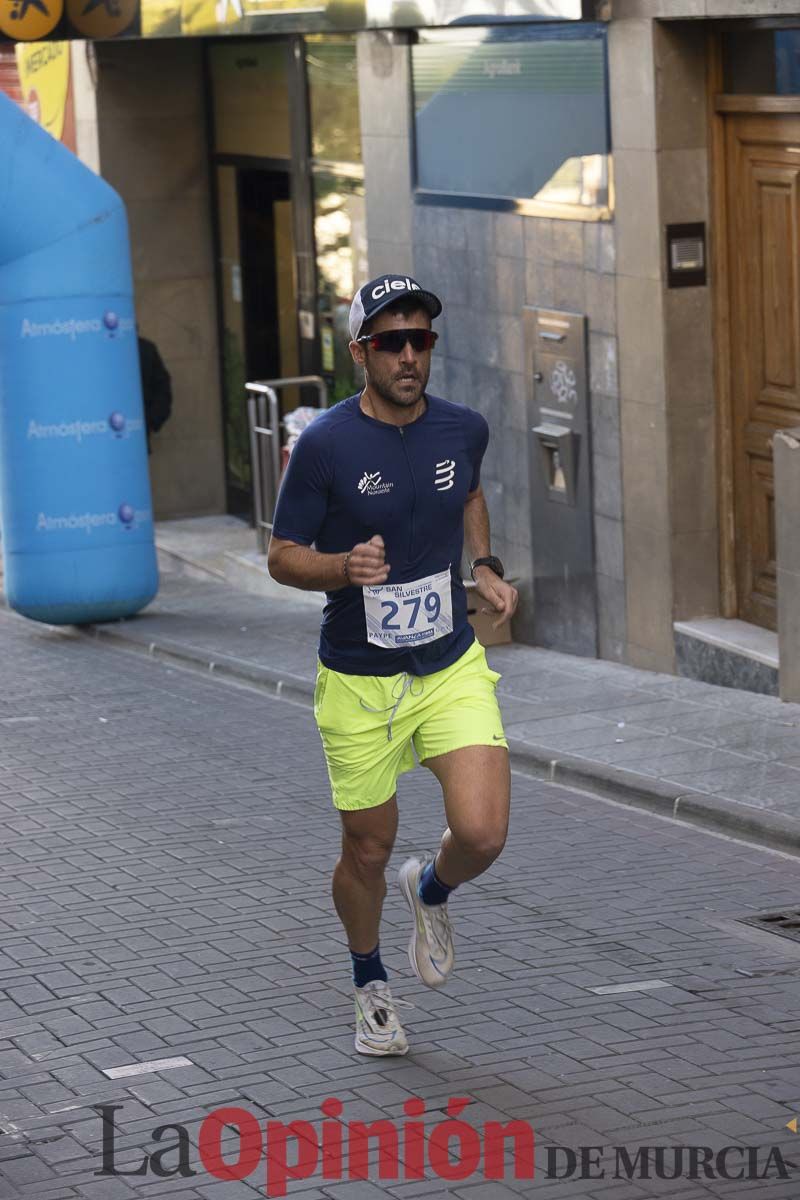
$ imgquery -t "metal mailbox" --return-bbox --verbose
[524,306,597,657]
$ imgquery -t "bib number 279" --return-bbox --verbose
[364,568,453,649]
[380,590,441,631]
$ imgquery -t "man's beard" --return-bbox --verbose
[369,367,429,408]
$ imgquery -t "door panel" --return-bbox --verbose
[725,113,800,629]
[216,167,295,517]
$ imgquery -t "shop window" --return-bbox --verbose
[210,42,291,159]
[722,29,800,95]
[306,35,362,166]
[306,36,367,402]
[313,172,368,403]
[411,23,610,218]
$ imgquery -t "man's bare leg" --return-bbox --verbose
[332,794,398,953]
[426,744,510,886]
[397,745,509,988]
[335,795,409,1056]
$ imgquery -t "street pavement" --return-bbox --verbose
[1,602,800,1197]
[82,572,800,856]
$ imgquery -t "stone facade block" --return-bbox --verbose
[95,38,224,518]
[594,514,625,582]
[589,332,619,398]
[608,18,658,152]
[775,429,800,703]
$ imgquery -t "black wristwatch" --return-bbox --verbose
[470,556,505,580]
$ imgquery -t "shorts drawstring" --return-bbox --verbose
[359,673,424,741]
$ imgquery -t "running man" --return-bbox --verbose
[268,274,518,1055]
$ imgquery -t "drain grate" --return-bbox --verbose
[739,909,800,945]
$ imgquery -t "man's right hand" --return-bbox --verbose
[345,535,390,586]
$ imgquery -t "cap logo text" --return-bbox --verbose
[371,278,421,301]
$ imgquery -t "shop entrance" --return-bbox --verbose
[209,39,307,518]
[216,163,299,516]
[721,106,800,631]
[209,35,366,519]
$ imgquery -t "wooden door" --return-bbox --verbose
[724,112,800,630]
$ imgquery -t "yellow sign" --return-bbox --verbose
[139,0,179,35]
[14,41,69,140]
[0,0,62,41]
[65,0,136,36]
[788,1118,798,1134]
[180,0,238,36]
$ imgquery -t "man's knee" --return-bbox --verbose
[341,828,394,882]
[451,821,507,864]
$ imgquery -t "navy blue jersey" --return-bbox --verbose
[272,393,490,677]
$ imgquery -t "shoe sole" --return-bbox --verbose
[398,863,452,989]
[354,1034,409,1056]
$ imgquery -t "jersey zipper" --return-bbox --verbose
[398,426,417,562]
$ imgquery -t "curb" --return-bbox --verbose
[84,621,800,859]
[80,621,315,707]
[507,738,800,857]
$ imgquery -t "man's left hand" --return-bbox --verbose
[473,567,519,630]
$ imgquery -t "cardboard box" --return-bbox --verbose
[464,578,512,647]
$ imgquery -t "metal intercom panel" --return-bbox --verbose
[525,306,597,657]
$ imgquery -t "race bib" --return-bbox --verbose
[363,567,453,649]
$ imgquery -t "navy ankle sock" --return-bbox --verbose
[418,858,456,906]
[351,943,388,988]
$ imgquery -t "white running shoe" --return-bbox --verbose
[397,856,455,989]
[353,980,410,1056]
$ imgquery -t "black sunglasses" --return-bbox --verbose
[357,329,438,354]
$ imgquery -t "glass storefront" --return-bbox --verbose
[209,34,367,512]
[313,171,368,403]
[412,23,610,216]
[209,40,298,514]
[723,29,800,95]
[307,35,367,404]
[210,41,291,158]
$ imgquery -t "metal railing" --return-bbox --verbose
[246,375,329,554]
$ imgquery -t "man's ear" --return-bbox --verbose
[349,340,366,367]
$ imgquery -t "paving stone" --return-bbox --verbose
[0,605,800,1198]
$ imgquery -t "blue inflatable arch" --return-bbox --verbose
[0,93,158,624]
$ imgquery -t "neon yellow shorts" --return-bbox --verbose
[313,639,508,811]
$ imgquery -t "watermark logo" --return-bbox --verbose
[94,1101,796,1197]
[95,1098,534,1196]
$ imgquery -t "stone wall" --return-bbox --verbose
[357,31,623,657]
[93,39,225,520]
[411,207,622,656]
[612,0,800,15]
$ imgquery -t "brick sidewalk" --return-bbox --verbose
[82,571,800,854]
[0,607,799,1196]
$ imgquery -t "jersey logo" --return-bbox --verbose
[434,460,455,491]
[358,470,393,497]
